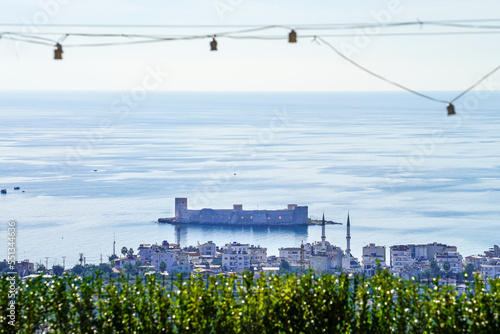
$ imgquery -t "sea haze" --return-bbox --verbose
[1,91,499,266]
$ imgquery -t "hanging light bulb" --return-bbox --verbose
[210,36,217,51]
[288,30,297,43]
[54,43,63,60]
[447,103,456,116]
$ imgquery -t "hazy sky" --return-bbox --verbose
[1,0,500,91]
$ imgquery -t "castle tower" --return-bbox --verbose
[321,213,326,250]
[345,213,351,270]
[175,198,188,220]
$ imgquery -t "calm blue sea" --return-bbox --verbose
[1,91,499,267]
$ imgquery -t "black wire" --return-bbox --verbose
[5,30,500,39]
[450,65,500,103]
[225,31,500,39]
[5,32,56,43]
[429,22,500,29]
[315,37,450,104]
[64,35,206,48]
[3,36,53,46]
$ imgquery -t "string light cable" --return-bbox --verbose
[2,19,500,115]
[314,36,500,115]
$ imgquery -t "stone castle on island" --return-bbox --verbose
[158,197,308,225]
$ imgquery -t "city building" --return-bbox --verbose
[114,255,146,271]
[434,251,463,274]
[199,241,217,257]
[481,263,500,278]
[362,244,386,276]
[222,242,251,272]
[464,255,487,270]
[484,245,500,258]
[138,241,179,262]
[151,251,176,272]
[390,245,414,273]
[279,245,311,266]
[248,245,267,264]
[408,242,457,261]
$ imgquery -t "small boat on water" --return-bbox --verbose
[14,187,20,190]
[1,189,6,194]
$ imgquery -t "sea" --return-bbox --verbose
[1,91,499,267]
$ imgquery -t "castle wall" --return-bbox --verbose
[174,198,308,225]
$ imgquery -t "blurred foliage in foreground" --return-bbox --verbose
[1,271,499,333]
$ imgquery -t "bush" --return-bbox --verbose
[0,271,498,333]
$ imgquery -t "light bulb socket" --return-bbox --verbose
[447,103,456,116]
[210,37,217,51]
[54,43,63,60]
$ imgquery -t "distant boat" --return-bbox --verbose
[14,187,20,190]
[1,189,6,194]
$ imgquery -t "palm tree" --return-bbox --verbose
[121,246,128,256]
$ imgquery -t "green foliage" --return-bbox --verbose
[465,263,475,281]
[52,265,65,276]
[279,260,291,274]
[71,264,84,276]
[443,261,451,272]
[124,262,138,276]
[0,271,499,333]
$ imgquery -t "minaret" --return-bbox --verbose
[345,213,351,270]
[321,213,326,250]
[113,233,116,256]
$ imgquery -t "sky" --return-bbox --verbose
[1,0,500,91]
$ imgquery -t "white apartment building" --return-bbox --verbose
[481,264,500,278]
[199,241,217,257]
[390,245,413,271]
[114,255,146,270]
[248,245,267,264]
[409,242,457,261]
[138,244,154,261]
[362,244,386,276]
[279,247,308,266]
[138,240,179,261]
[151,251,176,271]
[222,242,251,272]
[362,244,386,264]
[435,251,463,274]
[465,255,487,270]
[222,242,249,253]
